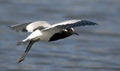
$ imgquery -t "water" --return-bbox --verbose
[0,0,120,71]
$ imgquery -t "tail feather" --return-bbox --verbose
[17,40,30,45]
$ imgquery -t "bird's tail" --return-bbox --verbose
[17,39,30,45]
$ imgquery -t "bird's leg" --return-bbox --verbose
[17,40,35,63]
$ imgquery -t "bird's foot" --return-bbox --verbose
[17,57,24,63]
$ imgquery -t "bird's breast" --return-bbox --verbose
[40,32,54,41]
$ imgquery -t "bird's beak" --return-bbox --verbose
[73,32,79,35]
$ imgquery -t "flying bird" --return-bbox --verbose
[10,20,97,63]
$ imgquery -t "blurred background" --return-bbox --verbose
[0,0,120,71]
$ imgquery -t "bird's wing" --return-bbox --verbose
[10,21,51,32]
[10,22,31,32]
[42,20,97,33]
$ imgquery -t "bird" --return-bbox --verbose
[10,20,97,63]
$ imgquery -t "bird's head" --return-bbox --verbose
[65,28,79,35]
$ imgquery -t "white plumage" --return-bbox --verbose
[10,21,51,32]
[10,20,97,63]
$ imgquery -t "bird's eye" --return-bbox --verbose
[63,29,68,32]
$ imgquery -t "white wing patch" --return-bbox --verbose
[51,20,80,28]
[42,20,97,33]
[10,21,51,32]
[26,21,51,32]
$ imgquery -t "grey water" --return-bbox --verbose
[0,0,120,71]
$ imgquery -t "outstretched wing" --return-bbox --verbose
[10,21,51,32]
[10,22,31,32]
[42,20,97,33]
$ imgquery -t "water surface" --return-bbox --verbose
[0,0,120,71]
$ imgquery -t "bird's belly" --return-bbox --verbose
[40,33,53,41]
[40,30,72,42]
[49,32,72,41]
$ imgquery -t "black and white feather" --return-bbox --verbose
[10,21,51,32]
[42,20,97,32]
[10,20,97,63]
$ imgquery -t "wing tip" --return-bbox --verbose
[81,20,98,25]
